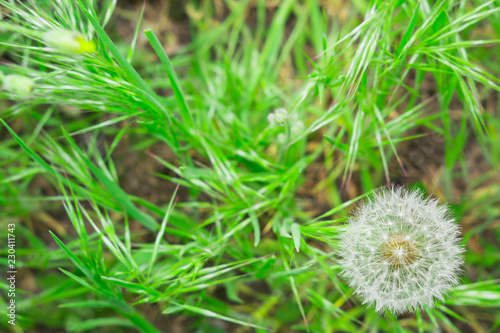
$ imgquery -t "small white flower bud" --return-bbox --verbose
[2,74,35,97]
[42,29,96,54]
[268,108,287,127]
[267,113,275,125]
[274,108,287,123]
[338,187,464,315]
[290,119,304,134]
[276,133,287,144]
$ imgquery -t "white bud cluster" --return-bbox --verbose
[268,108,305,144]
[338,187,464,314]
[267,108,288,127]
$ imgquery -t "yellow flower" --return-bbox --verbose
[42,29,96,54]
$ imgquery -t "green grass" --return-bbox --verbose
[1,0,500,332]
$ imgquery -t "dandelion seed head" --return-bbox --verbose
[338,187,464,315]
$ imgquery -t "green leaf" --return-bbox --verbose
[144,29,194,128]
[60,128,159,231]
[168,302,268,330]
[67,318,135,332]
[147,184,179,277]
[396,2,420,56]
[290,223,301,252]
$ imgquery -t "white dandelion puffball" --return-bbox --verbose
[339,187,464,315]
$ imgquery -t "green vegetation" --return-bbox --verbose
[1,0,499,332]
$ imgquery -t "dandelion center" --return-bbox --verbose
[380,234,419,269]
